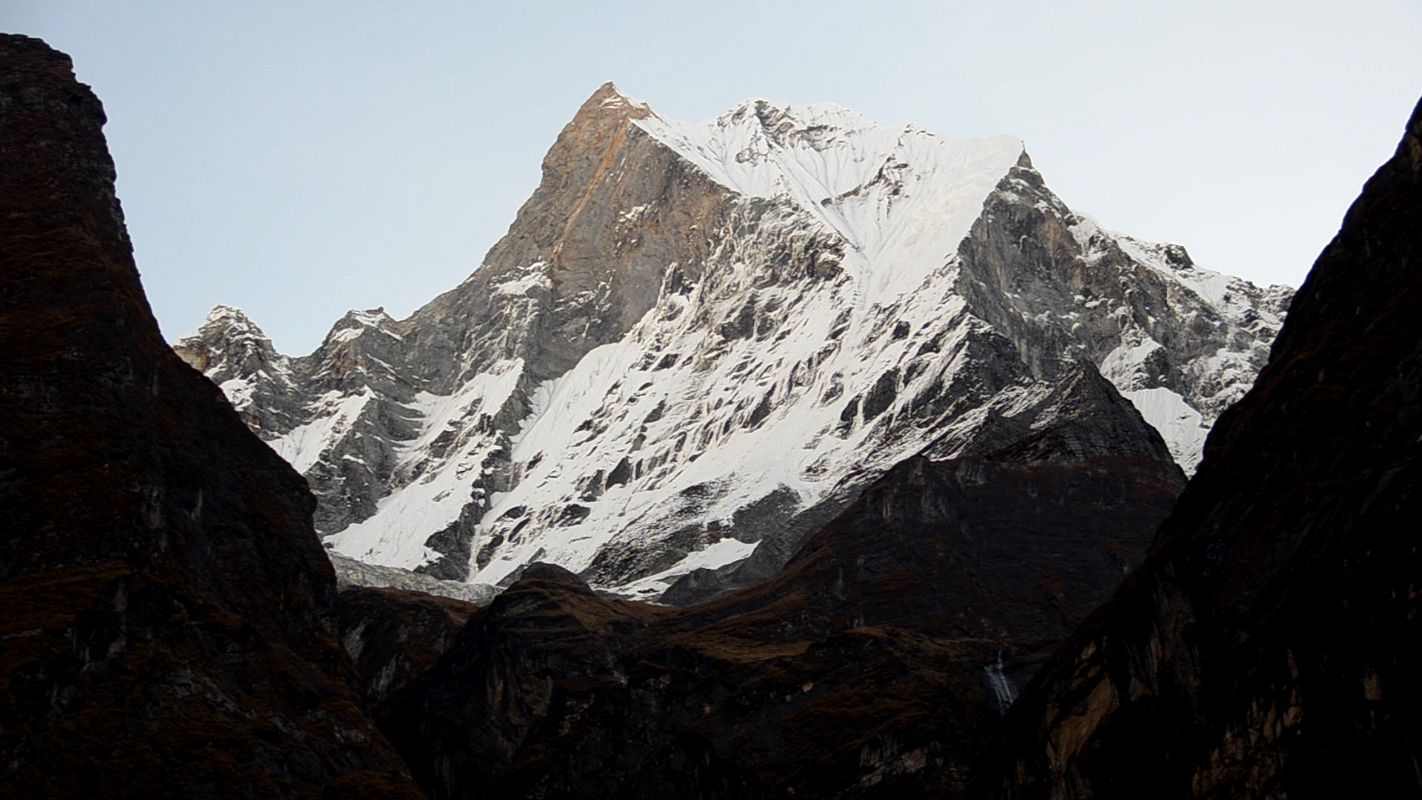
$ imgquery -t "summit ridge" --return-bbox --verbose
[180,84,1290,597]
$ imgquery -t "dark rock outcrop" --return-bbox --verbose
[972,97,1422,799]
[336,587,478,705]
[171,304,303,433]
[0,35,420,798]
[956,152,1291,432]
[376,362,1184,799]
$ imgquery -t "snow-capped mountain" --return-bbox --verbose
[175,83,1290,598]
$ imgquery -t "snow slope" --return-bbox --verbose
[637,101,1023,304]
[180,86,1290,598]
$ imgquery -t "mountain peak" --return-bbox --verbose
[339,307,393,326]
[574,81,652,123]
[172,304,289,407]
[321,306,401,348]
[184,83,1289,600]
[204,303,255,325]
[177,304,269,345]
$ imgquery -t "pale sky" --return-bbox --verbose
[10,1,1421,354]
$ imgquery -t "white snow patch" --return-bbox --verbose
[218,377,255,409]
[1121,387,1209,472]
[270,390,373,473]
[635,100,1023,308]
[494,263,551,296]
[620,537,761,599]
[322,359,528,571]
[1099,338,1165,390]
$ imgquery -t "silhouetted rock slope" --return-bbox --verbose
[0,35,421,798]
[376,362,1184,799]
[972,96,1422,799]
[336,587,478,705]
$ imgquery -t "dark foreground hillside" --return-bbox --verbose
[972,96,1422,799]
[0,34,420,798]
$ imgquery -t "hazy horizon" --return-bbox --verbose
[11,1,1421,353]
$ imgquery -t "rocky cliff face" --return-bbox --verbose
[336,586,478,706]
[373,359,1184,799]
[971,96,1422,799]
[181,85,1289,597]
[957,156,1291,450]
[0,35,420,798]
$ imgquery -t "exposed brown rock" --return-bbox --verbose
[0,34,420,798]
